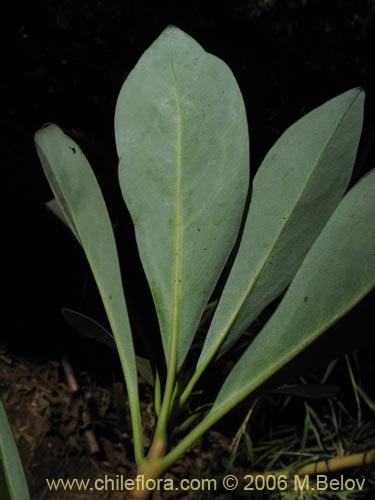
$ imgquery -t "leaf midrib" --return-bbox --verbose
[169,33,183,371]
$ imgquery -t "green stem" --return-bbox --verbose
[154,365,177,442]
[87,257,144,465]
[115,333,145,466]
[158,402,229,471]
[101,292,144,465]
[172,411,202,437]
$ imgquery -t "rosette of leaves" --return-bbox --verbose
[31,26,374,499]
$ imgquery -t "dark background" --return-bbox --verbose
[3,1,375,384]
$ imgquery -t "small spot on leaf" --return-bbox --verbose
[69,146,76,154]
[304,296,308,303]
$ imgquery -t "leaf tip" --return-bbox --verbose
[34,122,59,145]
[162,24,183,36]
[160,25,196,47]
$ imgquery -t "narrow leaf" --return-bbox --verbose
[211,169,375,417]
[273,384,340,399]
[0,398,30,500]
[198,88,364,368]
[62,308,116,350]
[115,26,249,370]
[62,308,154,385]
[35,125,143,461]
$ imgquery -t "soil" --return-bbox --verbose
[2,346,375,499]
[0,350,249,499]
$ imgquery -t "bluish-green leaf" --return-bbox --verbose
[115,26,249,370]
[0,398,30,500]
[198,89,364,369]
[211,169,375,418]
[35,125,143,462]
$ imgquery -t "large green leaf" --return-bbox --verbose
[210,169,375,418]
[34,125,143,461]
[198,89,364,369]
[0,398,30,500]
[115,26,249,370]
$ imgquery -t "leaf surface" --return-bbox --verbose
[211,169,375,418]
[35,126,142,458]
[115,26,249,370]
[198,89,364,368]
